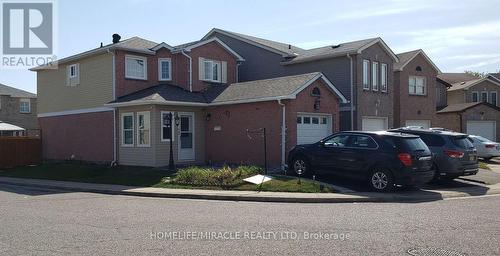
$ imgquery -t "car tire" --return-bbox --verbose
[291,156,312,177]
[368,168,394,192]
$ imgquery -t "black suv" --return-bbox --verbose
[390,128,479,180]
[287,131,434,192]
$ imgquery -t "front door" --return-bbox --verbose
[178,113,195,161]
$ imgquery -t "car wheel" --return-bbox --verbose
[369,168,394,192]
[291,156,312,177]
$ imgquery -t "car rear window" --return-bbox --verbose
[399,138,429,151]
[419,134,445,147]
[451,136,474,149]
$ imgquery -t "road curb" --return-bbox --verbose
[1,177,499,203]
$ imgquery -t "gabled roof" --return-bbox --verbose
[151,42,174,51]
[0,83,36,98]
[437,102,500,113]
[173,37,245,61]
[202,28,304,57]
[106,72,347,107]
[282,37,399,65]
[31,36,158,71]
[394,49,441,73]
[489,73,500,83]
[437,73,500,91]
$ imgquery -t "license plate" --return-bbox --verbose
[470,155,476,161]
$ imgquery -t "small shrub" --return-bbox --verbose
[174,165,262,187]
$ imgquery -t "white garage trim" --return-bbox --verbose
[467,121,496,141]
[405,120,431,129]
[361,116,388,131]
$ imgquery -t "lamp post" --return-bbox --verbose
[164,112,180,170]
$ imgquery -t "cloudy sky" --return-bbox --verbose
[1,0,499,93]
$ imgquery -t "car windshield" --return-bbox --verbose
[452,136,474,149]
[400,137,428,151]
[472,136,491,143]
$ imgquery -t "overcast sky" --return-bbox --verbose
[1,0,500,93]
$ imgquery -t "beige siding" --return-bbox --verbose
[447,90,464,105]
[37,53,113,114]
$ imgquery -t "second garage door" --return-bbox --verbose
[297,115,331,145]
[467,121,496,141]
[405,120,431,129]
[362,117,388,131]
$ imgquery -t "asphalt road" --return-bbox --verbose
[1,184,500,256]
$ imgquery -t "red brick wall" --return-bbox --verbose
[205,79,340,167]
[39,111,114,162]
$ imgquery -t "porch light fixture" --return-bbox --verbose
[164,112,181,170]
[205,113,211,121]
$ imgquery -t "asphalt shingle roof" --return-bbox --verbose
[394,49,421,70]
[0,83,36,98]
[437,73,483,91]
[437,102,483,113]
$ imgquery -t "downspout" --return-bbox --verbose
[347,54,354,130]
[236,62,242,83]
[278,99,286,171]
[107,49,117,166]
[181,50,193,92]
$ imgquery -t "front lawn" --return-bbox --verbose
[479,161,490,170]
[0,163,332,193]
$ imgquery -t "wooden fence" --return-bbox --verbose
[0,137,41,168]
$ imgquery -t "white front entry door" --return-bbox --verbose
[297,114,332,145]
[178,113,195,160]
[405,120,431,129]
[361,117,388,131]
[467,121,496,141]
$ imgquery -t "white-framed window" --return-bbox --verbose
[372,62,379,91]
[19,98,30,113]
[121,113,134,147]
[203,59,221,82]
[125,55,147,80]
[471,91,479,102]
[69,64,77,78]
[381,63,387,92]
[481,91,488,102]
[409,76,426,95]
[363,59,370,90]
[136,111,150,147]
[491,91,498,106]
[161,111,175,142]
[158,58,172,81]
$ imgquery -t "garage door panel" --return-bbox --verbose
[405,120,431,129]
[467,121,496,141]
[297,115,331,145]
[362,117,388,131]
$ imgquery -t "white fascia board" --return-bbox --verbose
[181,37,245,61]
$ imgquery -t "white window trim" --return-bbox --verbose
[491,91,498,106]
[69,64,77,78]
[19,98,31,113]
[381,63,388,92]
[125,55,148,80]
[121,113,134,147]
[372,61,379,91]
[161,111,175,142]
[471,91,479,102]
[202,59,221,83]
[409,76,427,96]
[363,59,370,90]
[481,91,489,102]
[136,111,151,147]
[158,58,172,81]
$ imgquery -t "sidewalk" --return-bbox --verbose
[2,177,500,203]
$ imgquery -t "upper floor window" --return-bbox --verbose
[203,59,221,82]
[69,64,77,78]
[381,63,388,92]
[491,92,498,106]
[481,91,488,102]
[372,62,379,91]
[362,60,370,90]
[125,55,147,80]
[19,98,30,113]
[409,76,426,95]
[158,58,172,81]
[472,91,479,102]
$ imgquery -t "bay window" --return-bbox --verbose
[137,111,150,147]
[121,113,134,147]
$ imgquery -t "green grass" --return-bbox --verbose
[0,163,332,193]
[479,161,490,170]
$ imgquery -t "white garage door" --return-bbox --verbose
[405,120,431,129]
[362,117,388,131]
[297,115,331,145]
[467,121,496,141]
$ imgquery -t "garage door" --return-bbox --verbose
[467,121,496,141]
[405,120,431,129]
[361,117,388,131]
[297,115,331,145]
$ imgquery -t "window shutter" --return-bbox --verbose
[66,66,70,86]
[221,61,227,83]
[75,63,80,85]
[198,57,204,81]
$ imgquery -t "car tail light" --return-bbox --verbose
[444,149,464,158]
[398,153,413,166]
[485,144,496,148]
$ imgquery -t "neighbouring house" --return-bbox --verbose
[0,83,38,136]
[436,73,500,141]
[393,49,441,128]
[203,28,398,131]
[32,35,346,168]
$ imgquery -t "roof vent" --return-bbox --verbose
[331,44,341,49]
[288,44,291,49]
[112,34,121,44]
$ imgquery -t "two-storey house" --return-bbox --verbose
[33,35,346,168]
[0,83,38,136]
